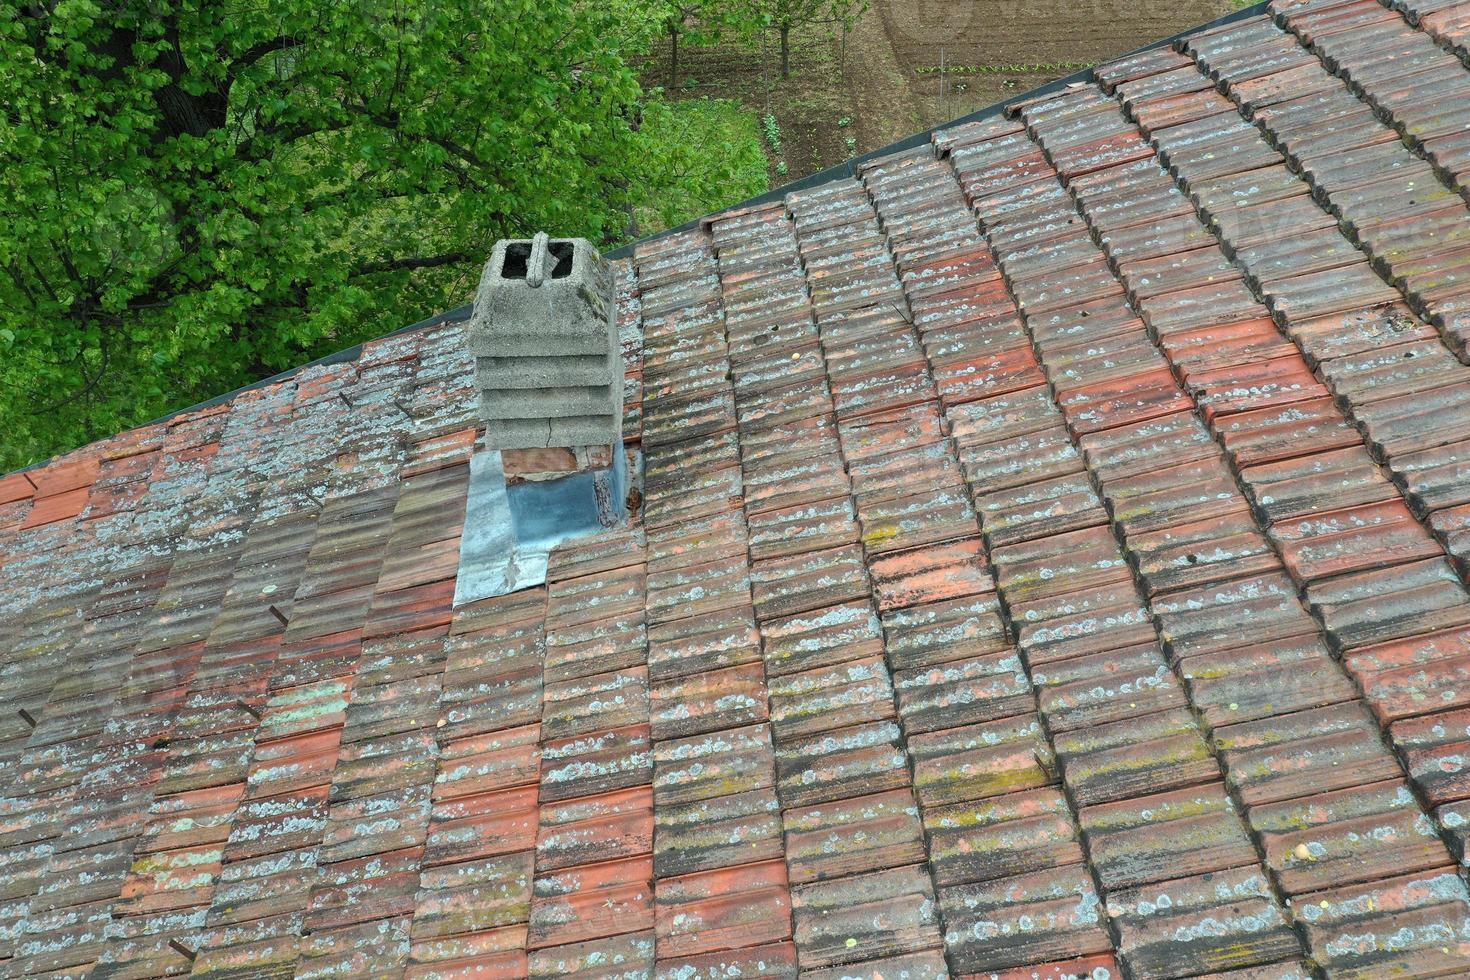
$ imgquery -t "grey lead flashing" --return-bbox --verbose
[453,444,628,604]
[4,0,1270,481]
[454,450,523,601]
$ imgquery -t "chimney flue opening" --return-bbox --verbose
[501,240,574,283]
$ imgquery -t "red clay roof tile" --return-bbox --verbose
[12,4,1470,974]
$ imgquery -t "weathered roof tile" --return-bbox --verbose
[13,4,1470,973]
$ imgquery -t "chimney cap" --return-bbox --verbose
[494,232,582,288]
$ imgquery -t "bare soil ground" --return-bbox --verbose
[882,0,1236,127]
[642,0,1237,189]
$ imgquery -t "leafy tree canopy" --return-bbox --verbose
[0,0,766,470]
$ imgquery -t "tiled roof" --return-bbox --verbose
[7,0,1470,976]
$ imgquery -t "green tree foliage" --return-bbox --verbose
[632,98,769,234]
[0,0,767,470]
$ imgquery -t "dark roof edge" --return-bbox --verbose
[162,304,478,421]
[7,0,1267,479]
[6,304,475,478]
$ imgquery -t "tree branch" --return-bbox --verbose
[237,119,353,162]
[354,252,470,277]
[227,36,304,81]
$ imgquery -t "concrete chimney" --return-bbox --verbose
[469,233,623,451]
[456,233,629,604]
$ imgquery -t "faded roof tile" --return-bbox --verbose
[11,3,1470,973]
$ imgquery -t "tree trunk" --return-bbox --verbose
[780,23,791,79]
[156,83,220,138]
[669,21,679,89]
[623,197,639,242]
[94,21,225,138]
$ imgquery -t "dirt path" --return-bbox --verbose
[840,3,925,155]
